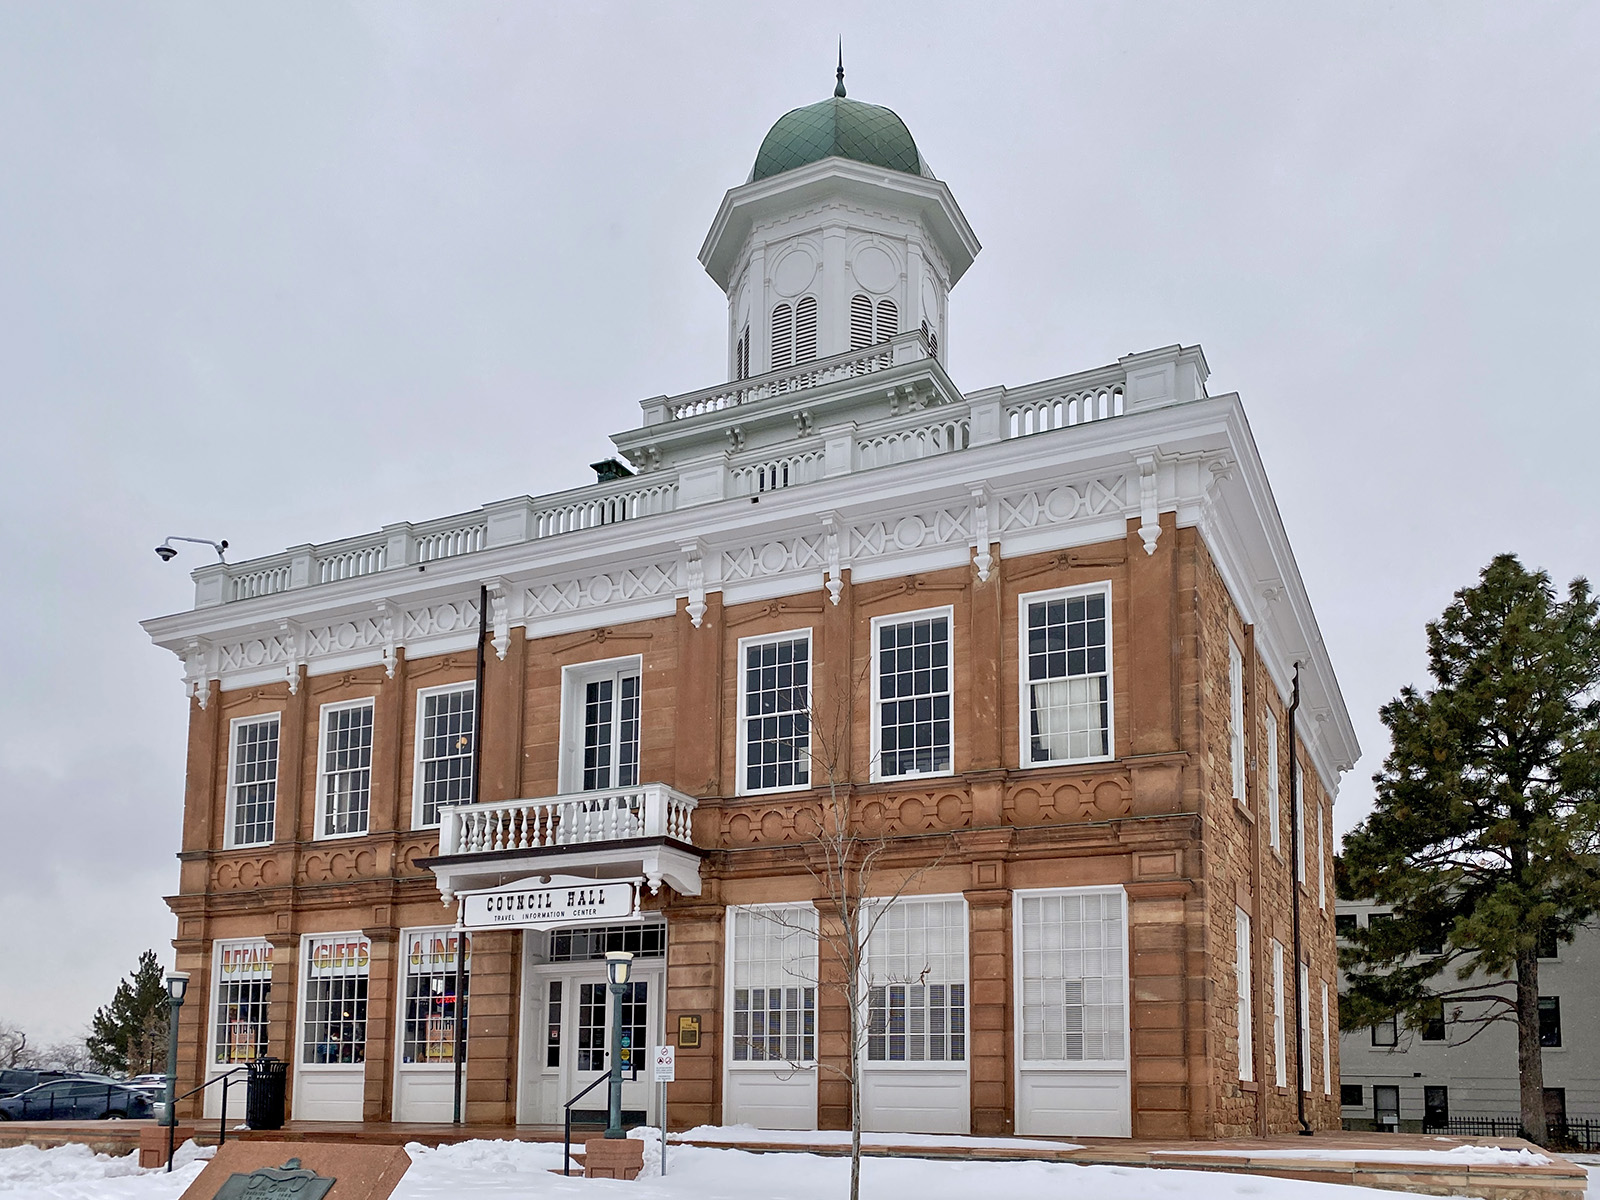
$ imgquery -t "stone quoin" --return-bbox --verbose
[143,69,1358,1139]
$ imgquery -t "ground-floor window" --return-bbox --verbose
[729,906,817,1064]
[302,934,370,1065]
[865,897,967,1063]
[213,939,272,1064]
[399,929,469,1065]
[1016,889,1126,1064]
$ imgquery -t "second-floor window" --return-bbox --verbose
[1021,585,1111,766]
[319,700,374,838]
[562,659,641,792]
[739,631,811,794]
[416,684,475,827]
[873,610,952,780]
[228,715,279,847]
[1229,639,1245,804]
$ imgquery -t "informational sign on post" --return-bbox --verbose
[654,1045,675,1175]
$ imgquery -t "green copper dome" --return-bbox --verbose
[751,94,928,182]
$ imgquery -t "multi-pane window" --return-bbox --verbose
[319,701,374,838]
[1273,940,1287,1085]
[228,716,279,847]
[399,929,469,1065]
[875,612,952,779]
[729,906,817,1064]
[740,632,810,793]
[1229,640,1245,804]
[865,898,967,1063]
[1322,981,1332,1094]
[213,940,272,1064]
[1317,804,1327,909]
[1235,908,1253,1081]
[1293,760,1306,882]
[1264,707,1281,851]
[574,665,640,792]
[617,980,648,1074]
[545,981,563,1068]
[1299,960,1311,1092]
[1017,889,1126,1063]
[416,685,474,827]
[577,982,608,1072]
[548,922,666,963]
[301,935,369,1065]
[1372,1012,1398,1048]
[1022,588,1111,765]
[1420,997,1445,1041]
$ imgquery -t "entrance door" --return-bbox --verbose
[533,967,658,1126]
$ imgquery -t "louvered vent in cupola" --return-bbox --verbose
[849,294,874,350]
[736,325,750,380]
[876,299,898,343]
[921,317,939,360]
[772,304,794,370]
[794,296,818,363]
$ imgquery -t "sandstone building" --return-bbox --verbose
[143,78,1358,1139]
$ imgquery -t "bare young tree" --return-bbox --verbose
[0,1021,29,1070]
[734,654,953,1200]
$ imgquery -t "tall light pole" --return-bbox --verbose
[604,951,634,1139]
[163,971,190,1173]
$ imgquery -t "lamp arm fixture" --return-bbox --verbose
[155,536,229,563]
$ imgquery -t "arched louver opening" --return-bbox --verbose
[794,296,818,363]
[876,299,898,343]
[849,294,874,350]
[772,304,794,370]
[921,317,939,360]
[736,325,750,380]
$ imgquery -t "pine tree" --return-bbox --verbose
[86,951,172,1076]
[1341,554,1600,1145]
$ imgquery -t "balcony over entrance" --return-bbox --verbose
[421,783,703,904]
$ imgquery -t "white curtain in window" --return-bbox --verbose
[1029,677,1107,761]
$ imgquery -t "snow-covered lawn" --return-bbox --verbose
[1,1134,1585,1200]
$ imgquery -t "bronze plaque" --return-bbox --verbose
[211,1158,336,1200]
[677,1014,701,1048]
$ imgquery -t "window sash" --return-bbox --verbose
[865,898,968,1065]
[1023,589,1110,764]
[740,633,811,794]
[229,716,279,847]
[213,940,272,1065]
[729,906,817,1065]
[1235,908,1253,1082]
[417,686,475,828]
[320,702,373,838]
[1264,707,1281,850]
[1229,641,1245,802]
[399,929,469,1065]
[874,612,952,779]
[579,671,640,791]
[1017,889,1126,1064]
[301,936,369,1065]
[1273,941,1287,1085]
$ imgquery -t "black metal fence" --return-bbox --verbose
[1424,1116,1600,1152]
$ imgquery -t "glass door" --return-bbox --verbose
[562,970,654,1126]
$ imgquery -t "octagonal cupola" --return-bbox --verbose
[700,64,980,382]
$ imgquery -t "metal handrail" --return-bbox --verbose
[163,1066,248,1172]
[562,1071,614,1177]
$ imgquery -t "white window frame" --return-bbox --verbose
[735,627,813,797]
[1321,979,1332,1095]
[861,894,969,1068]
[1272,939,1286,1087]
[315,698,375,841]
[1017,583,1115,769]
[1235,907,1253,1082]
[209,938,273,1067]
[725,903,819,1068]
[1229,640,1246,804]
[225,713,281,849]
[1317,803,1327,910]
[558,655,644,794]
[412,681,476,829]
[870,606,955,783]
[1299,960,1311,1092]
[299,932,371,1069]
[1264,706,1281,852]
[395,926,469,1068]
[1012,885,1130,1068]
[1294,759,1305,883]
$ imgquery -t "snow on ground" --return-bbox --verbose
[673,1124,1081,1151]
[0,1133,1520,1200]
[1154,1144,1552,1166]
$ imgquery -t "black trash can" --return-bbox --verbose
[245,1057,287,1130]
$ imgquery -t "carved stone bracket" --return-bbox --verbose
[681,540,707,628]
[1135,453,1161,556]
[184,638,213,709]
[486,580,510,661]
[279,620,301,694]
[968,484,992,582]
[1201,455,1236,529]
[820,511,844,606]
[375,603,397,678]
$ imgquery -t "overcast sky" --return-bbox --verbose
[2,3,1596,1044]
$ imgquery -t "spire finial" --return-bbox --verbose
[835,41,846,97]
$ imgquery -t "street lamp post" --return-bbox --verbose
[603,951,634,1139]
[163,971,190,1173]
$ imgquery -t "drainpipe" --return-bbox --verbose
[1287,662,1312,1136]
[454,583,488,1124]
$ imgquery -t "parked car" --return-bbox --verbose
[0,1078,155,1120]
[124,1074,168,1095]
[0,1069,71,1099]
